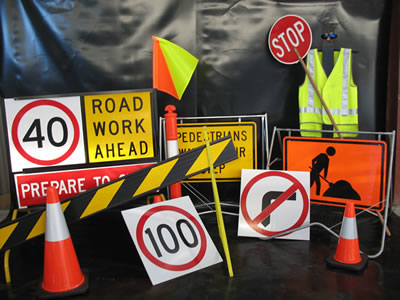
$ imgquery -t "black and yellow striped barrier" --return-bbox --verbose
[0,136,237,252]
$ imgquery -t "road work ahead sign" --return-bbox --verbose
[84,91,155,163]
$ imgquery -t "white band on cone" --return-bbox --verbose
[167,140,179,157]
[45,202,71,242]
[339,216,358,240]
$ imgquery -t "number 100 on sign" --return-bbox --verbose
[121,196,222,285]
[5,97,86,172]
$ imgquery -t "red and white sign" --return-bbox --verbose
[268,15,312,64]
[121,196,222,285]
[238,169,310,240]
[5,97,86,172]
[15,163,153,207]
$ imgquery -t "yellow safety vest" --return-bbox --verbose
[298,48,358,137]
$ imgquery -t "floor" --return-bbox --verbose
[0,199,400,300]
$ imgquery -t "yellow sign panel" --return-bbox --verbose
[84,91,155,163]
[177,122,257,181]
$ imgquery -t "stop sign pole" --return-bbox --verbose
[268,15,342,138]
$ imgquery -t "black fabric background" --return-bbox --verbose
[0,0,392,195]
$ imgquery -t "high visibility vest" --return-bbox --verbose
[298,48,358,137]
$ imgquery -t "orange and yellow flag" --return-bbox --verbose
[152,36,198,100]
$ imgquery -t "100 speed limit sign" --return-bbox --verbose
[5,97,86,172]
[122,196,222,285]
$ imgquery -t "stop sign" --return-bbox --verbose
[268,15,312,64]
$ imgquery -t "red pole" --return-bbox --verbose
[164,105,182,199]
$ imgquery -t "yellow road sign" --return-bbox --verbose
[84,91,155,163]
[177,122,257,181]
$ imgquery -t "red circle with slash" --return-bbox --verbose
[240,171,309,236]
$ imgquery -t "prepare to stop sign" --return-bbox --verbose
[121,196,222,285]
[5,97,86,172]
[268,15,312,64]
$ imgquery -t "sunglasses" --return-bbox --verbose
[321,33,338,40]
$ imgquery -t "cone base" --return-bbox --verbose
[37,269,89,299]
[326,252,368,272]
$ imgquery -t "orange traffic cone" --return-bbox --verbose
[153,194,163,203]
[326,202,368,272]
[38,186,88,298]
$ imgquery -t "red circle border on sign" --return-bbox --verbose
[240,171,309,236]
[268,14,312,64]
[11,99,80,166]
[136,205,207,271]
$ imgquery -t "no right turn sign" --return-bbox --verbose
[238,169,310,240]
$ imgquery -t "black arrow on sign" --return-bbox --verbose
[261,191,297,227]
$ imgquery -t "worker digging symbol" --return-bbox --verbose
[310,146,361,200]
[310,146,336,195]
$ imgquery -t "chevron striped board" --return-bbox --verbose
[0,136,237,252]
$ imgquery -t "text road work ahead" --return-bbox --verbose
[84,91,155,163]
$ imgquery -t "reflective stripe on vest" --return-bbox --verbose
[304,49,355,117]
[298,48,358,137]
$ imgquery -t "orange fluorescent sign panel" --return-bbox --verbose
[283,137,386,211]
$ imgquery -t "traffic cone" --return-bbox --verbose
[326,202,368,272]
[38,186,89,298]
[153,194,163,203]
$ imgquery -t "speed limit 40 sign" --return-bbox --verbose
[4,97,86,172]
[122,196,222,285]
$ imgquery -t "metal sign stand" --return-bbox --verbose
[267,127,395,258]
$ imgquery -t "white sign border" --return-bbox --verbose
[238,169,310,240]
[4,96,86,172]
[121,196,222,285]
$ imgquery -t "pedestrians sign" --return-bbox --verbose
[177,122,257,181]
[238,169,310,240]
[122,196,222,285]
[283,136,387,211]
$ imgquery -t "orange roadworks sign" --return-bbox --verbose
[283,136,386,211]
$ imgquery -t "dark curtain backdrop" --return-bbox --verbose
[0,0,391,194]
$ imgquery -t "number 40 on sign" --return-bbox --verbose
[5,97,85,172]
